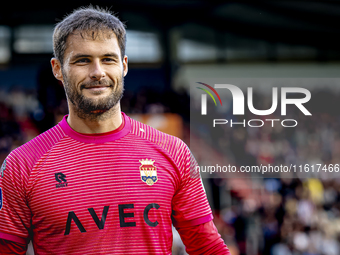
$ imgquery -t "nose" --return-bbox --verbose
[89,60,105,80]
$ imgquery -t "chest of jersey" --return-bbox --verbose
[26,138,178,242]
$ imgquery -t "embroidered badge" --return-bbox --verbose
[139,159,158,186]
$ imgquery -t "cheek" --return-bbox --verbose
[63,68,85,86]
[107,69,124,81]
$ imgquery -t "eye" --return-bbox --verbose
[102,58,115,62]
[75,58,90,64]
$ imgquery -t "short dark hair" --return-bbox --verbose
[53,6,126,65]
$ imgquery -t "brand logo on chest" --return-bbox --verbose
[55,172,68,188]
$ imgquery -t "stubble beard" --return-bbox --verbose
[62,71,124,121]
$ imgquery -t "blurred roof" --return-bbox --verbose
[1,0,340,50]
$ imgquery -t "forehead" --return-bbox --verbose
[64,30,120,58]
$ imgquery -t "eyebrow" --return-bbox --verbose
[103,53,120,58]
[71,52,120,61]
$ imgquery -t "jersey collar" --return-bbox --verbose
[59,112,131,144]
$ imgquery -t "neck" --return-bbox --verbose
[67,103,122,134]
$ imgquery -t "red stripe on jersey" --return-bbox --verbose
[0,239,27,255]
[176,220,230,254]
[173,213,213,228]
[0,232,26,244]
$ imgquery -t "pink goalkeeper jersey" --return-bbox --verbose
[0,112,212,254]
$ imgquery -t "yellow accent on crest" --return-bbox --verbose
[139,158,155,166]
[141,167,154,177]
[146,179,154,185]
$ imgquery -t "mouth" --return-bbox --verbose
[81,82,113,92]
[84,85,111,91]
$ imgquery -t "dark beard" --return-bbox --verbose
[63,73,124,121]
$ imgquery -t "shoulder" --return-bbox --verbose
[127,115,189,156]
[6,123,66,171]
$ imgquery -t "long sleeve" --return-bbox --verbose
[0,239,27,255]
[176,220,230,255]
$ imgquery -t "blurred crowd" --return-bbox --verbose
[0,87,41,163]
[214,177,340,255]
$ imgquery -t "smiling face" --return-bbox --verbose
[51,30,128,120]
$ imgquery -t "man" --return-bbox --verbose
[0,6,230,254]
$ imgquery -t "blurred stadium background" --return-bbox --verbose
[1,1,340,254]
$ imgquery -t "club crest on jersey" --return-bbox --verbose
[139,159,158,186]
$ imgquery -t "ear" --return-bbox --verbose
[123,55,128,77]
[51,58,64,82]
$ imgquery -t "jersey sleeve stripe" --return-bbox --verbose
[0,232,27,244]
[172,214,213,228]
